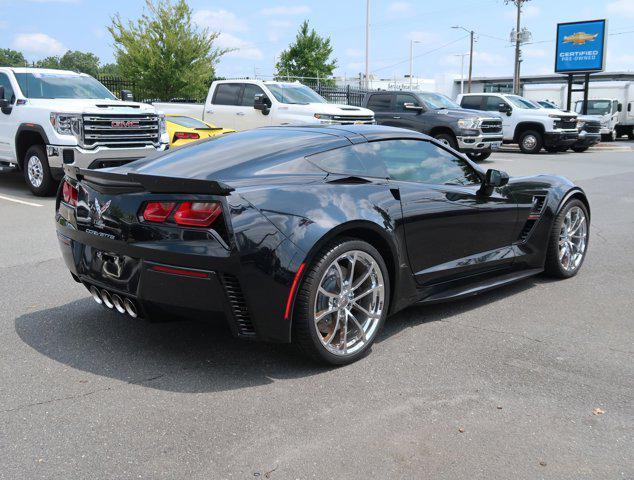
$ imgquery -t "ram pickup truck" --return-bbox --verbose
[0,68,169,195]
[457,93,578,154]
[156,79,375,131]
[362,91,503,161]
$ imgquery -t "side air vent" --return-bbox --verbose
[221,274,256,336]
[518,195,547,242]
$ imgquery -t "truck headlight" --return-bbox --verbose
[50,113,82,137]
[314,113,335,124]
[457,118,482,129]
[157,114,167,136]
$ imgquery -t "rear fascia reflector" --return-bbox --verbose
[150,264,210,279]
[284,263,306,320]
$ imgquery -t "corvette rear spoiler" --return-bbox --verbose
[63,165,234,195]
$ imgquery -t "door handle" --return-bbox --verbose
[392,116,401,119]
[236,112,246,116]
[205,110,214,114]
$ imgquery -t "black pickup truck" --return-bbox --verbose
[362,91,503,161]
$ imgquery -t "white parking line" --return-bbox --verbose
[0,194,44,207]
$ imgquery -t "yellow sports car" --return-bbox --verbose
[166,115,235,148]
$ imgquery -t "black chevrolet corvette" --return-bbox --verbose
[56,125,590,364]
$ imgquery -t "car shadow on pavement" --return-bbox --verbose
[15,277,541,393]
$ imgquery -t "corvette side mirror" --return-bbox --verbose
[479,168,509,196]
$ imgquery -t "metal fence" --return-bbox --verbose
[97,75,372,106]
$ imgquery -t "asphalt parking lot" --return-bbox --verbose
[1,143,633,479]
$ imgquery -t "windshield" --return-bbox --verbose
[505,95,539,109]
[538,100,558,109]
[15,72,116,100]
[266,83,326,104]
[167,116,215,129]
[575,100,612,115]
[418,92,460,109]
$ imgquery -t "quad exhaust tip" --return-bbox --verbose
[112,294,126,314]
[90,286,103,305]
[101,289,114,309]
[89,285,139,318]
[124,298,138,318]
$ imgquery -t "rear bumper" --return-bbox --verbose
[47,143,169,171]
[543,130,579,148]
[55,217,298,343]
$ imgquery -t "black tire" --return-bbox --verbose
[544,146,560,153]
[23,145,56,196]
[601,131,616,142]
[466,150,492,161]
[544,199,589,279]
[434,133,458,151]
[571,146,589,153]
[292,238,390,365]
[518,130,543,154]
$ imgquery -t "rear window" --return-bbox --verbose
[460,96,482,110]
[128,129,335,179]
[213,83,242,105]
[367,94,392,112]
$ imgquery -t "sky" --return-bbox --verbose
[1,0,633,81]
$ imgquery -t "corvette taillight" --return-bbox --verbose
[143,202,176,223]
[141,201,222,227]
[173,202,222,227]
[174,132,200,140]
[62,180,78,207]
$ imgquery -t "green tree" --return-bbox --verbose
[108,0,228,100]
[36,51,102,77]
[275,20,337,83]
[0,48,26,67]
[98,63,120,76]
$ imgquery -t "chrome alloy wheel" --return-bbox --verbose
[522,134,538,151]
[558,206,587,272]
[313,250,385,356]
[27,155,44,188]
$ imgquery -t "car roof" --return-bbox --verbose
[118,125,430,181]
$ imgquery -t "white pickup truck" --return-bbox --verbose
[156,79,375,131]
[0,68,169,195]
[457,93,578,154]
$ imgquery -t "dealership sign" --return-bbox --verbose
[555,19,607,73]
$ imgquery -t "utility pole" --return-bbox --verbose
[409,40,421,89]
[507,0,531,95]
[452,26,475,93]
[365,0,370,89]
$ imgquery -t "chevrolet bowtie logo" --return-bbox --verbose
[563,32,598,45]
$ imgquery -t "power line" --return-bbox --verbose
[371,35,470,74]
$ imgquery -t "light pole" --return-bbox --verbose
[409,40,421,89]
[454,53,469,94]
[365,0,370,89]
[506,0,531,94]
[452,25,474,93]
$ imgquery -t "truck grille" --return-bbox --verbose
[332,115,375,124]
[82,114,160,148]
[553,118,577,130]
[480,119,502,134]
[582,121,601,134]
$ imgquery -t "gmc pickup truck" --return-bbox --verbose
[0,68,169,195]
[362,91,503,161]
[157,79,375,131]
